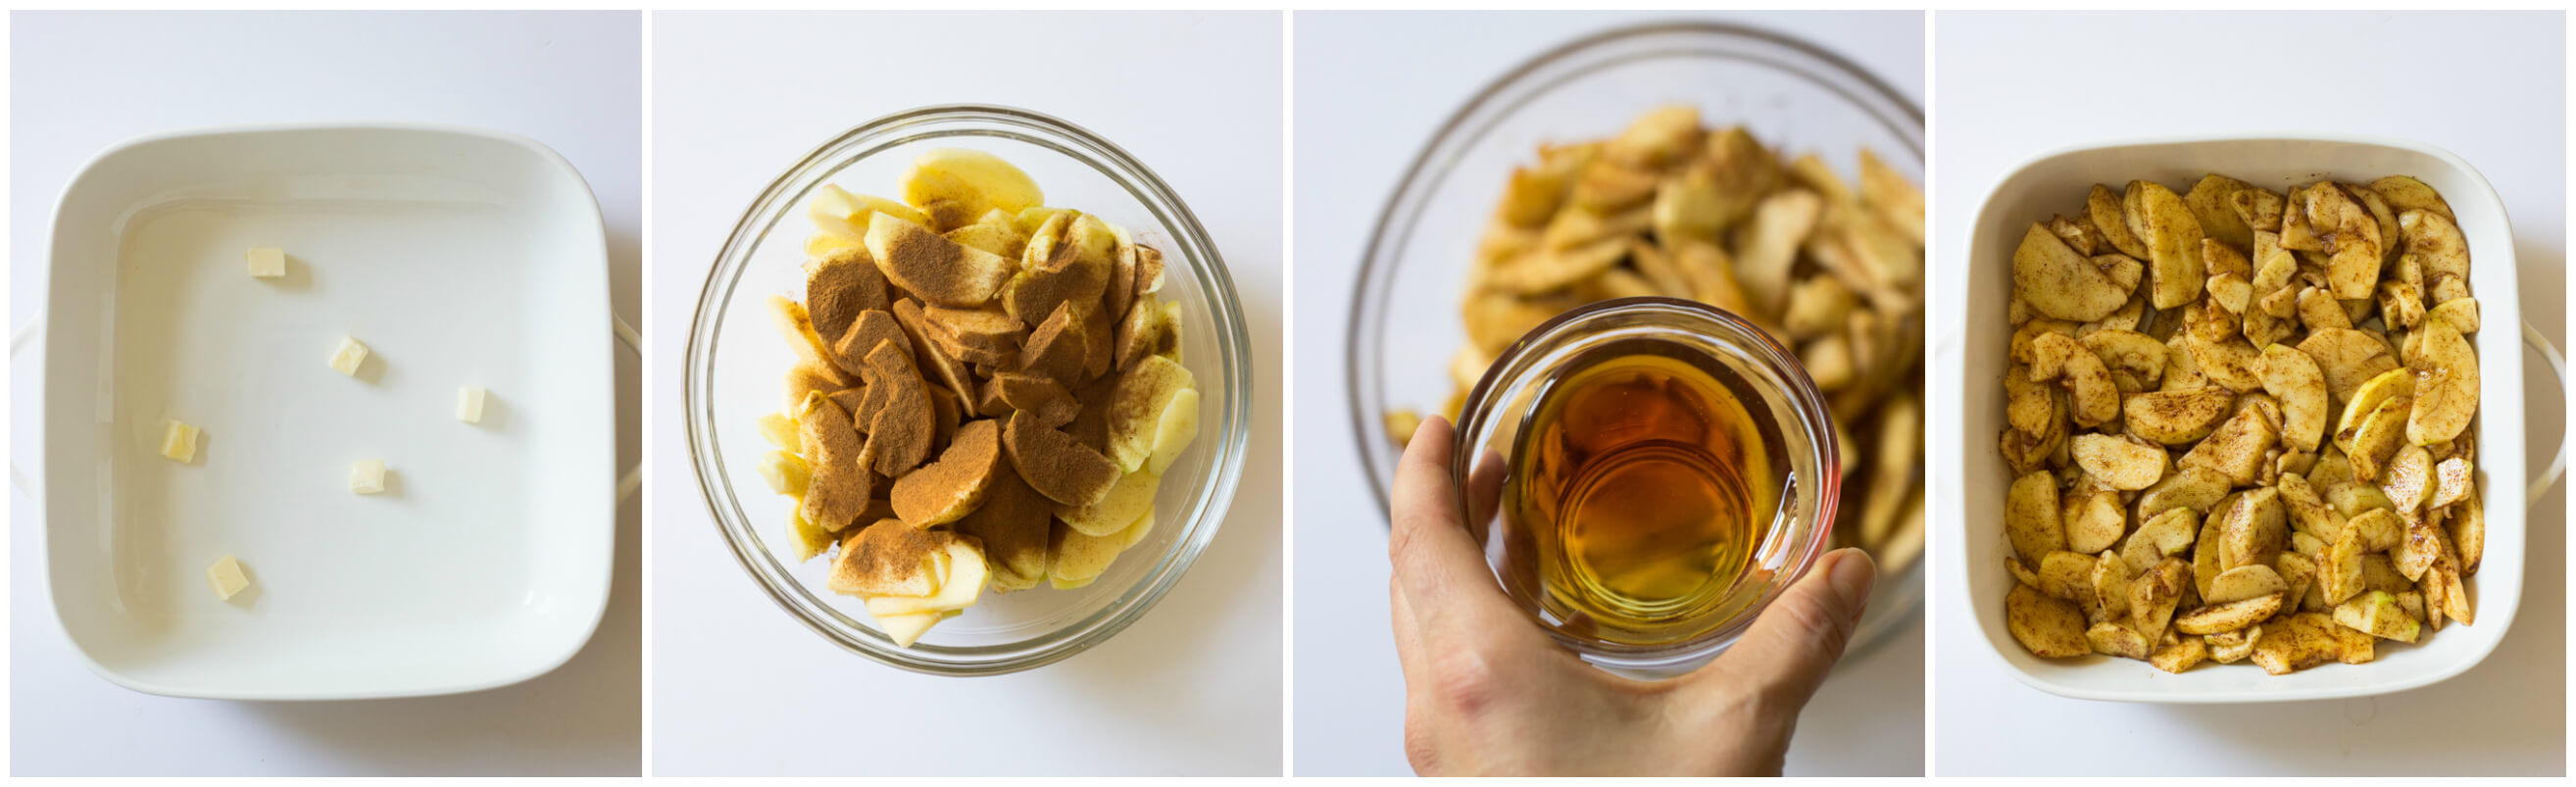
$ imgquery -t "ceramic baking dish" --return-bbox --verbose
[40,123,621,700]
[1954,133,2566,703]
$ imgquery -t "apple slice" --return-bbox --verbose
[1049,519,1125,586]
[1061,467,1162,537]
[1120,509,1157,550]
[1105,355,1197,472]
[874,610,943,648]
[810,184,928,238]
[1147,387,1200,475]
[866,539,990,616]
[786,508,832,563]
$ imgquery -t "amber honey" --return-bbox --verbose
[1502,342,1790,645]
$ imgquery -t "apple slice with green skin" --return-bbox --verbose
[867,540,989,616]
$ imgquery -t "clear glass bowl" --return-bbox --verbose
[1346,22,1924,660]
[684,105,1254,675]
[1455,297,1840,674]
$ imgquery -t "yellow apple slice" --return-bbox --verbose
[809,184,929,238]
[755,450,810,496]
[757,413,800,449]
[865,540,989,615]
[1120,509,1157,550]
[1147,387,1200,475]
[786,508,832,563]
[901,148,1046,225]
[1049,520,1125,586]
[1061,468,1162,537]
[874,610,942,648]
[806,231,866,259]
[1106,355,1196,472]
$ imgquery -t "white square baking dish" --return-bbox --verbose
[1955,133,2560,703]
[40,123,619,700]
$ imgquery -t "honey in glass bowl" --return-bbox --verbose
[1505,342,1791,646]
[1457,298,1836,673]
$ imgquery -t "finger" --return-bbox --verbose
[1390,572,1425,691]
[1462,447,1509,529]
[1688,548,1876,713]
[1387,417,1525,636]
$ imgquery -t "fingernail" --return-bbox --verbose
[1829,549,1876,621]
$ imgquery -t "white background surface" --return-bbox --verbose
[1291,11,1926,776]
[1930,11,2565,776]
[646,12,1284,776]
[7,11,644,776]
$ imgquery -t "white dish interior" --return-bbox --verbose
[42,124,618,700]
[1956,135,2528,703]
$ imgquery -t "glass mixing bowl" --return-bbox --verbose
[1346,22,1924,659]
[685,105,1253,675]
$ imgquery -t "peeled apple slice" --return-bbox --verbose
[1147,388,1200,475]
[875,611,942,648]
[810,184,929,238]
[866,541,990,616]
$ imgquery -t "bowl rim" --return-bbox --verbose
[41,122,617,700]
[1955,131,2525,703]
[681,103,1254,676]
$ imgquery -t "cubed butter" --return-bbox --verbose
[456,387,486,422]
[207,555,250,600]
[349,459,386,494]
[246,247,286,277]
[328,336,371,376]
[161,419,201,463]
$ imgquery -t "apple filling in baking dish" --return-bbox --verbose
[755,149,1201,648]
[2000,175,2483,674]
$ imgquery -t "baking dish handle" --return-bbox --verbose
[616,316,643,503]
[2524,321,2566,507]
[9,311,39,500]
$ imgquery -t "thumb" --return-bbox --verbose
[1690,548,1876,712]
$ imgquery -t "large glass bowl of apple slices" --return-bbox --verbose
[685,105,1253,675]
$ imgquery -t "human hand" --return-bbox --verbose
[1388,416,1877,776]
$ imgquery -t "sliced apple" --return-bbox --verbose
[756,449,811,496]
[1106,355,1198,472]
[900,148,1046,231]
[1147,388,1201,475]
[1048,519,1126,586]
[768,296,853,387]
[1062,467,1163,537]
[867,539,992,616]
[810,184,929,238]
[873,610,943,648]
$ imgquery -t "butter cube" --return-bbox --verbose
[328,336,370,376]
[246,247,286,277]
[349,459,386,494]
[161,419,201,463]
[207,555,250,600]
[456,386,486,422]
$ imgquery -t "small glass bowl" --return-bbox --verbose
[1455,298,1840,674]
[1347,21,1925,660]
[683,105,1254,675]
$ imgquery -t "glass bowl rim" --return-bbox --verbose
[682,103,1256,676]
